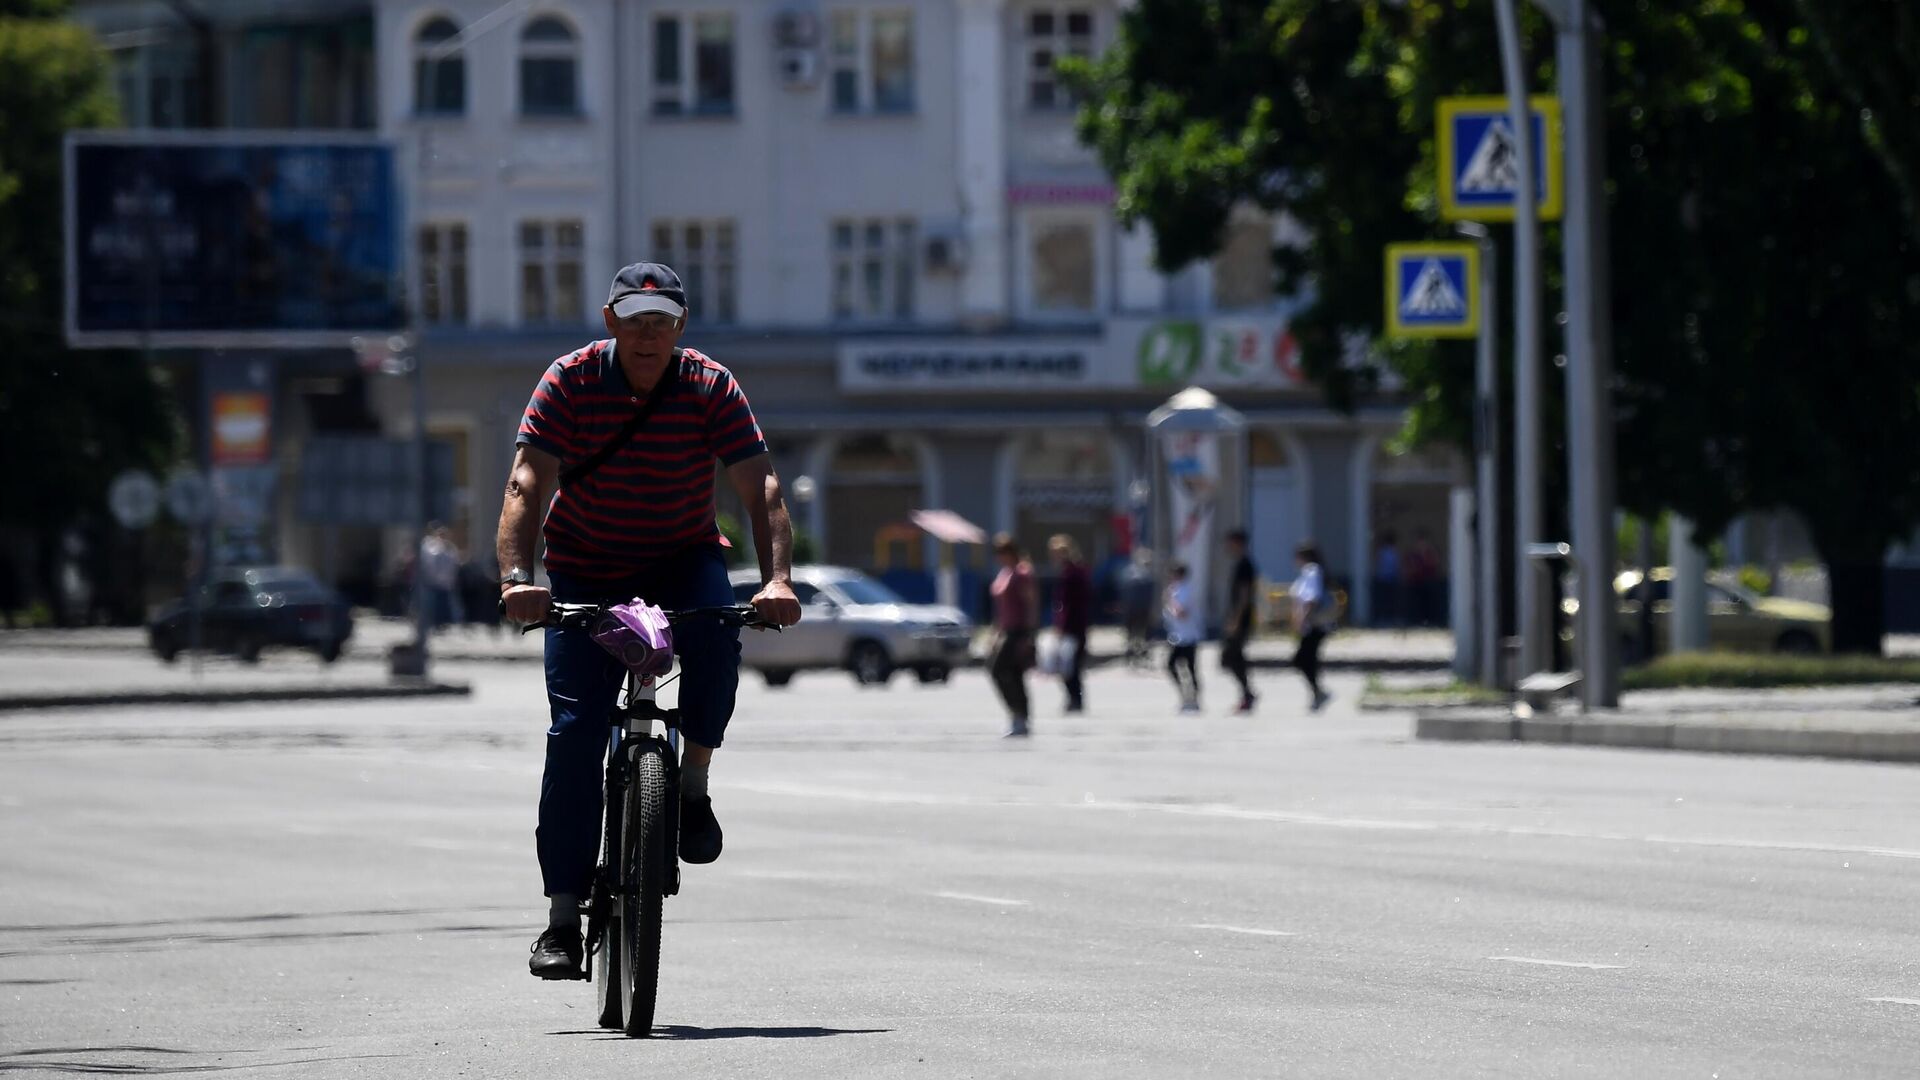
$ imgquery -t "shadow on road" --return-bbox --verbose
[0,1046,405,1075]
[546,1025,892,1041]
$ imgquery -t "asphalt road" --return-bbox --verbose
[2,658,1917,1078]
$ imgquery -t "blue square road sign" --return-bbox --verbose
[1437,96,1563,222]
[1385,243,1479,339]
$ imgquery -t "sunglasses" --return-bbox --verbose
[618,312,682,332]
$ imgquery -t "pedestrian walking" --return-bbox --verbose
[1289,542,1334,711]
[1048,534,1092,714]
[989,533,1038,737]
[419,523,464,631]
[1372,532,1402,628]
[1405,530,1440,627]
[1222,528,1258,713]
[1163,562,1203,713]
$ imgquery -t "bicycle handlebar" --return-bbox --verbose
[510,601,780,634]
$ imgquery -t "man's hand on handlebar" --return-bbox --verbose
[501,584,552,626]
[750,580,803,628]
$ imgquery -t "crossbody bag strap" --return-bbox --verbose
[559,346,682,489]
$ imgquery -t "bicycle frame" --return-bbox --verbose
[582,668,684,983]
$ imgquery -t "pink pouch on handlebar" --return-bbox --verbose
[589,599,676,679]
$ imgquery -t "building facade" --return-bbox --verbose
[74,0,1461,625]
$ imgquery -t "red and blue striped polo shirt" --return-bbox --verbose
[517,340,767,578]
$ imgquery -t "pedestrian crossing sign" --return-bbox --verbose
[1437,95,1563,222]
[1385,243,1479,339]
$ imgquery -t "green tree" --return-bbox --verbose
[1794,1,1920,243]
[1070,0,1920,653]
[0,1,179,620]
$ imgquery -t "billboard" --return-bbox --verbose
[65,133,403,348]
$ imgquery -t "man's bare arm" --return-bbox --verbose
[726,454,791,586]
[726,454,800,625]
[497,445,558,622]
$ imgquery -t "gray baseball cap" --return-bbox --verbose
[607,262,687,320]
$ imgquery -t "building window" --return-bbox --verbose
[231,23,377,130]
[519,220,584,324]
[112,44,206,128]
[831,218,916,321]
[413,16,465,117]
[1026,8,1093,111]
[519,15,579,116]
[417,223,470,325]
[828,10,915,114]
[1213,213,1275,311]
[652,14,735,116]
[1031,218,1095,313]
[650,219,738,324]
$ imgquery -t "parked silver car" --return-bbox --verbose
[728,565,973,687]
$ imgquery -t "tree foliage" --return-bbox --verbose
[1070,0,1920,652]
[0,2,179,612]
[1794,0,1920,244]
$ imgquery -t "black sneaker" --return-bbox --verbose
[528,925,583,980]
[680,794,723,865]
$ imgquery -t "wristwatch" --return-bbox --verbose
[499,567,533,589]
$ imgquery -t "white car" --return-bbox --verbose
[728,565,973,687]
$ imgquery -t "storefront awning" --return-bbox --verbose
[909,509,988,545]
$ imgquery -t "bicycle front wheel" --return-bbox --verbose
[618,741,670,1037]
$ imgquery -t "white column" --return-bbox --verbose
[1670,514,1709,652]
[1451,487,1477,679]
[955,0,1009,324]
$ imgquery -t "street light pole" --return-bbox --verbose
[1494,0,1544,690]
[1551,0,1620,708]
[1457,222,1500,689]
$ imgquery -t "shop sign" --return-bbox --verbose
[840,339,1102,392]
[1127,319,1304,388]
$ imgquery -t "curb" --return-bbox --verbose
[1414,708,1920,765]
[0,681,472,713]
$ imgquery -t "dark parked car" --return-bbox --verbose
[148,567,354,664]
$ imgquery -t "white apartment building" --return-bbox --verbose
[371,0,1451,621]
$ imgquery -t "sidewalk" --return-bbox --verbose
[0,620,1458,670]
[0,647,469,712]
[1411,684,1920,765]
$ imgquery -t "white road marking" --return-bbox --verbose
[1189,924,1297,937]
[1867,997,1920,1007]
[933,891,1029,907]
[730,781,1920,862]
[1488,956,1626,970]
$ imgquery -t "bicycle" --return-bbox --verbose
[516,599,777,1038]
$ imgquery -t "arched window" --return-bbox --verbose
[413,17,465,116]
[520,15,580,116]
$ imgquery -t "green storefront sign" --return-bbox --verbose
[1137,321,1203,383]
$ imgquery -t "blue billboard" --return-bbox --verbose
[66,135,403,347]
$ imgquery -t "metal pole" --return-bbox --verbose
[411,342,431,676]
[1467,228,1501,687]
[1557,0,1619,707]
[1494,0,1544,687]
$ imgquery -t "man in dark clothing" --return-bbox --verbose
[1048,534,1092,714]
[1222,528,1259,713]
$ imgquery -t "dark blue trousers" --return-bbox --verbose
[538,544,740,898]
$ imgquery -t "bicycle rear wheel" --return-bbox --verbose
[619,741,670,1037]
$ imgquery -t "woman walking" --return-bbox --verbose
[1289,542,1334,711]
[1047,534,1092,714]
[1163,562,1203,713]
[989,533,1038,737]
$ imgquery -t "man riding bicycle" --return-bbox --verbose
[496,262,802,980]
